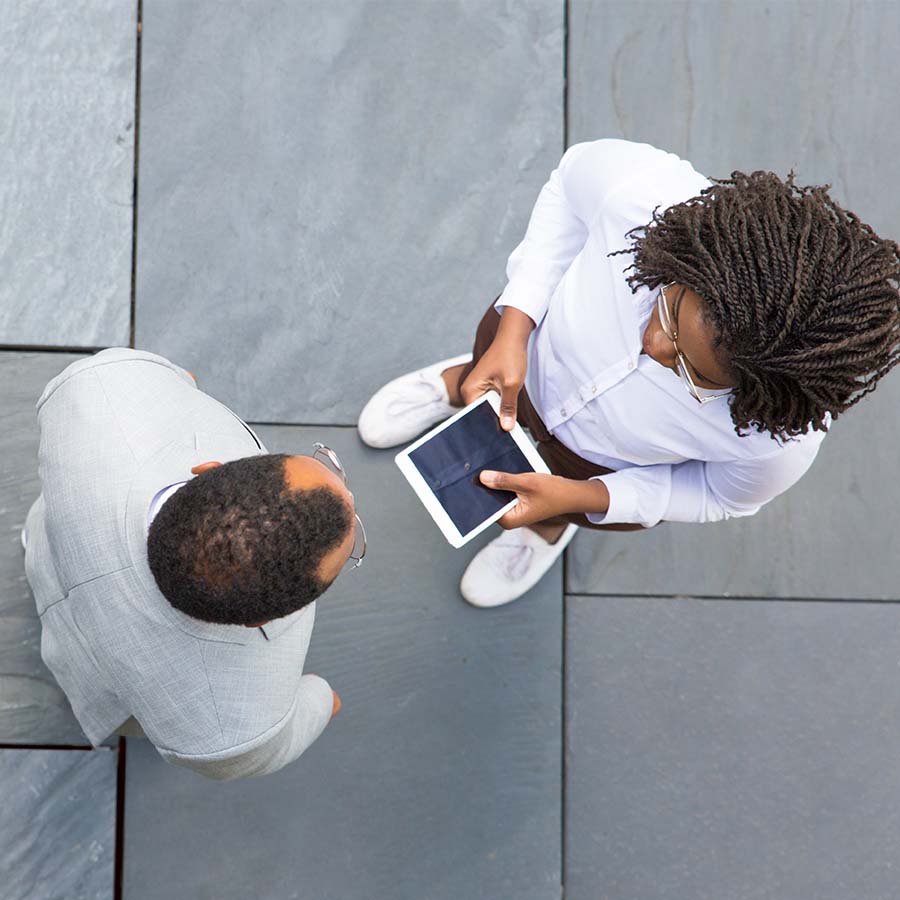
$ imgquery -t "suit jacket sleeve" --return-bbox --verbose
[157,674,335,780]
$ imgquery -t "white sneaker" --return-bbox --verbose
[460,524,578,608]
[358,353,472,449]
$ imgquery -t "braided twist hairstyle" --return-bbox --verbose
[613,171,900,440]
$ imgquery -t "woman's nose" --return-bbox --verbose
[645,322,678,368]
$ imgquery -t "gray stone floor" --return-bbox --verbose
[0,747,117,900]
[124,427,561,900]
[4,2,900,899]
[0,1,134,346]
[2,358,563,899]
[1,354,88,745]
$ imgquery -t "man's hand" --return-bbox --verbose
[331,690,342,719]
[459,308,535,430]
[479,470,610,529]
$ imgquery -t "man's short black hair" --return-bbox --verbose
[147,454,352,625]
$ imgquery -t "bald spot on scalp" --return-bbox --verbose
[282,455,356,582]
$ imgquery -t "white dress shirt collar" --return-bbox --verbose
[147,480,188,525]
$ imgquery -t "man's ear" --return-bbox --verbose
[191,461,223,475]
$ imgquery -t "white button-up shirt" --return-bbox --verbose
[497,139,826,528]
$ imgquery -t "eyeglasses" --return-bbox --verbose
[313,442,367,576]
[657,283,728,405]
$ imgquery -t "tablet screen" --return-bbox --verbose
[408,400,534,536]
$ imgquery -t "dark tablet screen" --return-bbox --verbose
[408,400,535,536]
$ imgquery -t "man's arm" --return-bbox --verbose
[158,674,336,781]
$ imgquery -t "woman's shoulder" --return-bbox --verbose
[563,139,708,192]
[710,409,829,463]
[561,139,712,236]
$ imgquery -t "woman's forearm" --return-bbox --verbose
[564,476,610,516]
[495,306,536,347]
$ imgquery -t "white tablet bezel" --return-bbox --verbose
[394,391,550,548]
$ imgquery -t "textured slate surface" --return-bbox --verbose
[565,594,900,900]
[566,0,900,600]
[0,0,135,346]
[123,425,562,900]
[568,0,900,234]
[0,747,117,900]
[134,0,563,424]
[567,351,900,600]
[0,353,88,744]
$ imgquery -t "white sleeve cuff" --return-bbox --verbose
[584,466,674,528]
[494,280,551,328]
[584,473,640,526]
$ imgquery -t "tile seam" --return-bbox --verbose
[128,1,142,350]
[563,592,900,604]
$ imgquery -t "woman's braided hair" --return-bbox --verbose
[613,171,900,440]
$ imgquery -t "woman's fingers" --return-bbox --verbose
[480,470,529,492]
[459,379,484,405]
[498,382,519,430]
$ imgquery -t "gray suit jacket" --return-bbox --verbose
[24,348,334,780]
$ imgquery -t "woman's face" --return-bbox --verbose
[641,283,735,391]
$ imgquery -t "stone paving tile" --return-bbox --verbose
[567,366,900,600]
[565,0,900,600]
[0,353,88,745]
[123,425,562,900]
[565,594,900,900]
[0,747,117,900]
[0,0,135,346]
[134,0,564,424]
[568,0,900,234]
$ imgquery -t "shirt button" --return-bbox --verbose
[463,461,471,472]
[591,385,597,394]
[560,408,567,417]
[627,361,635,371]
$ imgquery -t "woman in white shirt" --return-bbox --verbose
[359,140,900,607]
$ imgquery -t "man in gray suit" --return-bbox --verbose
[23,348,365,780]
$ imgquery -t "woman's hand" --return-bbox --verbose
[459,307,535,430]
[480,470,610,529]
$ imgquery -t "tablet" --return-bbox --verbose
[395,391,550,548]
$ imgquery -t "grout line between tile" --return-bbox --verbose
[247,421,359,429]
[0,743,95,751]
[114,737,127,900]
[561,561,568,897]
[563,0,569,153]
[0,345,105,354]
[561,4,570,895]
[563,591,900,604]
[129,0,143,350]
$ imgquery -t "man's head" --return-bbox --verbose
[616,170,900,440]
[147,453,356,625]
